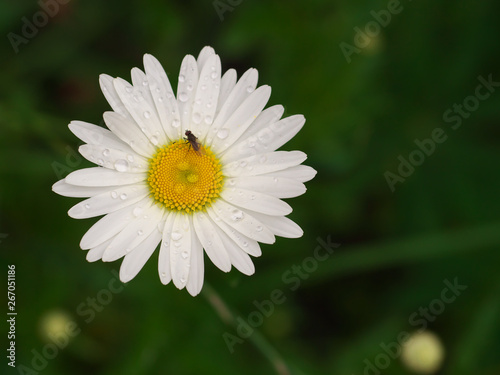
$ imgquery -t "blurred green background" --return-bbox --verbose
[2,0,500,374]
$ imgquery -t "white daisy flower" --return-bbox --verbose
[52,46,316,296]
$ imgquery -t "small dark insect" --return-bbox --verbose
[184,130,203,155]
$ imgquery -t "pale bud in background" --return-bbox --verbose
[401,331,445,374]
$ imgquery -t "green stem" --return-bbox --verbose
[202,283,291,375]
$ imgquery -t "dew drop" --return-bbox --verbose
[155,87,161,93]
[201,84,207,91]
[144,111,151,119]
[217,129,229,139]
[111,191,118,199]
[178,92,188,102]
[259,155,267,163]
[84,204,91,209]
[204,115,213,124]
[96,158,104,166]
[187,84,193,91]
[133,207,143,217]
[192,112,202,124]
[242,241,248,247]
[239,161,248,167]
[142,80,148,86]
[228,179,236,186]
[181,251,189,259]
[137,230,143,236]
[171,231,183,241]
[180,277,186,284]
[158,96,164,102]
[172,119,181,128]
[102,149,110,157]
[273,177,279,183]
[231,209,244,222]
[179,74,185,82]
[126,154,135,163]
[246,85,254,93]
[133,94,143,102]
[256,225,263,232]
[114,159,129,172]
[250,195,256,200]
[150,135,159,145]
[120,193,128,200]
[125,86,133,93]
[166,92,173,99]
[211,72,218,79]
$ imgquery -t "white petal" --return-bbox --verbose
[99,74,129,117]
[79,144,147,173]
[193,212,231,272]
[103,111,156,158]
[206,207,262,257]
[220,105,284,163]
[143,54,182,141]
[68,121,130,151]
[80,198,151,249]
[158,213,176,285]
[86,238,113,262]
[119,228,162,283]
[190,54,221,141]
[209,85,271,154]
[65,167,144,187]
[102,202,164,262]
[226,175,306,198]
[52,180,114,197]
[213,68,258,128]
[221,188,292,216]
[250,212,303,238]
[186,226,204,296]
[113,77,166,145]
[216,227,255,275]
[216,69,237,115]
[177,55,198,133]
[169,213,192,289]
[197,46,215,71]
[210,200,275,244]
[222,114,304,161]
[68,183,149,219]
[223,151,307,177]
[266,165,317,182]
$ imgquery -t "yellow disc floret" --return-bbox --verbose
[147,140,224,213]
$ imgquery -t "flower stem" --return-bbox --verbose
[202,283,291,375]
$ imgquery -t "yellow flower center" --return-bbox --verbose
[147,140,224,213]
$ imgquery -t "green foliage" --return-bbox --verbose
[1,0,500,374]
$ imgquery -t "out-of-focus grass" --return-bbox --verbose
[1,0,500,374]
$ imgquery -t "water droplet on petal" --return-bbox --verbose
[144,111,151,119]
[84,203,91,209]
[180,277,186,284]
[137,230,143,236]
[246,85,254,93]
[96,158,104,166]
[150,135,159,145]
[179,74,185,82]
[231,209,244,222]
[172,119,181,128]
[259,155,267,163]
[250,195,256,200]
[201,84,207,91]
[114,159,129,172]
[120,193,128,200]
[133,207,143,216]
[239,161,248,167]
[192,112,202,124]
[125,86,133,93]
[204,115,213,124]
[187,84,193,91]
[102,149,110,157]
[217,129,229,139]
[211,72,218,79]
[127,154,135,162]
[158,96,164,102]
[142,80,148,86]
[228,179,235,186]
[111,191,118,199]
[256,225,263,232]
[181,251,189,259]
[242,241,248,247]
[178,92,188,102]
[171,231,182,241]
